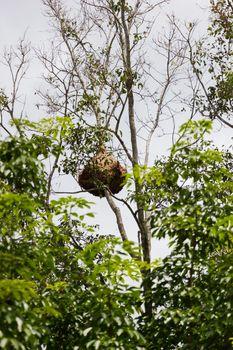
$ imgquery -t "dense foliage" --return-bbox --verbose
[0,0,233,349]
[138,120,233,349]
[0,120,232,349]
[0,132,145,349]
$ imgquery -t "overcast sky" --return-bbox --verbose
[0,0,210,119]
[1,0,230,258]
[0,1,209,46]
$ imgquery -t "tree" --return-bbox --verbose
[187,0,233,128]
[137,120,233,349]
[0,25,147,348]
[0,133,145,349]
[0,120,232,349]
[37,0,192,316]
[0,0,232,348]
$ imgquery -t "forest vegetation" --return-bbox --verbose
[0,0,232,349]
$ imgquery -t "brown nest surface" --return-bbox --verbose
[78,147,127,197]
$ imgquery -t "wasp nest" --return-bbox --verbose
[78,147,127,197]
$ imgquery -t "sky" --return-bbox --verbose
[0,0,230,258]
[0,1,210,62]
[0,0,210,42]
[0,0,211,124]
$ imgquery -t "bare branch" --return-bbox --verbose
[1,37,30,135]
[104,189,128,242]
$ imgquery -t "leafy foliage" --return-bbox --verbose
[0,137,47,201]
[0,0,233,348]
[1,116,233,349]
[142,251,233,350]
[0,132,144,349]
[194,0,233,123]
[62,124,111,176]
[138,120,233,349]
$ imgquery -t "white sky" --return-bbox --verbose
[0,1,209,40]
[1,0,231,259]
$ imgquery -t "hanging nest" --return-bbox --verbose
[78,147,127,197]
